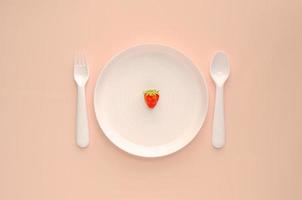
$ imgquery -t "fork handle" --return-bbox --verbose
[212,85,225,148]
[76,85,89,148]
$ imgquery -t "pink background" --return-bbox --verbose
[1,0,302,199]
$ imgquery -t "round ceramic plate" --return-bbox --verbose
[94,44,208,157]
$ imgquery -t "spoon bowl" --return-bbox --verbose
[210,52,230,86]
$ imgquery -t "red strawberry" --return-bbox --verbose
[144,89,159,109]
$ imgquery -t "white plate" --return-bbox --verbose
[94,44,208,157]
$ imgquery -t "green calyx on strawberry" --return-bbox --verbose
[144,89,159,109]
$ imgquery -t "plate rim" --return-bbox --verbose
[93,43,209,157]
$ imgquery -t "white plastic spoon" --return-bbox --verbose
[210,52,230,148]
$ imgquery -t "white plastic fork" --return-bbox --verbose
[74,55,89,148]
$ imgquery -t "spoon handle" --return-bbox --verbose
[212,85,225,148]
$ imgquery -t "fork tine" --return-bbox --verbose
[77,54,82,65]
[82,55,87,66]
[80,55,85,65]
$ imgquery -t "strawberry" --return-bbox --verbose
[144,89,159,109]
